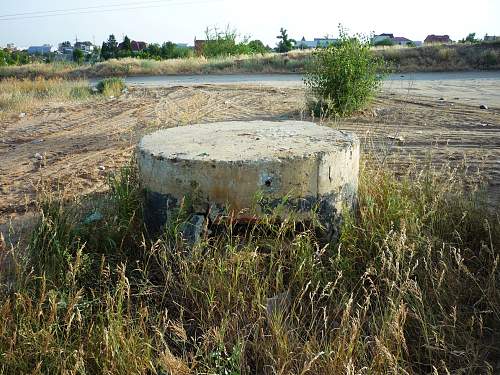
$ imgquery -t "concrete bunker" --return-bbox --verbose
[137,120,360,241]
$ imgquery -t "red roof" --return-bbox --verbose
[131,41,147,51]
[424,35,451,43]
[392,37,411,43]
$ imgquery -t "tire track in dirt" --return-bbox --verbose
[1,85,498,225]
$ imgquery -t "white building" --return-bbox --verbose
[295,37,338,49]
[27,44,53,55]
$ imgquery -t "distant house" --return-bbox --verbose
[313,38,338,47]
[424,35,452,44]
[484,35,500,42]
[131,41,147,51]
[6,43,17,51]
[392,37,412,46]
[74,41,94,54]
[118,40,147,52]
[295,37,316,49]
[295,37,338,49]
[27,44,52,55]
[372,33,394,44]
[373,34,416,46]
[58,41,73,55]
[194,39,206,55]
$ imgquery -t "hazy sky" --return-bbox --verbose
[1,0,499,48]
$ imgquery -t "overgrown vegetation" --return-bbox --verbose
[95,77,126,97]
[201,26,270,57]
[0,48,31,66]
[1,42,499,79]
[305,27,385,117]
[0,78,93,115]
[0,157,498,373]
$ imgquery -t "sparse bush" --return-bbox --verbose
[96,77,126,97]
[482,50,498,67]
[72,48,84,64]
[305,26,385,117]
[201,26,267,57]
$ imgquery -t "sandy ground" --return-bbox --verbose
[1,84,499,231]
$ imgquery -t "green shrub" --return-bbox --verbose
[374,38,395,47]
[482,50,498,67]
[96,77,126,97]
[304,26,385,117]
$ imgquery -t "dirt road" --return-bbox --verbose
[1,84,499,226]
[121,71,500,107]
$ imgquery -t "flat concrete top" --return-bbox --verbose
[139,121,357,162]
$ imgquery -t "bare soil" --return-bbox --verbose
[1,85,499,227]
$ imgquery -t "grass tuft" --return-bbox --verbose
[0,159,498,374]
[0,78,93,115]
[95,77,126,97]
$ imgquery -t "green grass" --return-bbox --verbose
[0,160,498,374]
[96,77,126,97]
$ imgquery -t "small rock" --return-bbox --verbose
[387,135,405,142]
[121,88,128,94]
[180,214,206,246]
[92,87,99,93]
[19,112,26,118]
[109,96,115,99]
[479,104,488,110]
[98,165,106,171]
[34,153,43,161]
[208,203,224,223]
[31,139,44,144]
[83,211,104,225]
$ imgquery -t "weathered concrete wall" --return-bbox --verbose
[137,121,359,238]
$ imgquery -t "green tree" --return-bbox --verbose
[276,28,294,53]
[72,48,84,64]
[119,35,132,57]
[161,42,176,58]
[101,34,118,60]
[460,33,478,43]
[0,50,6,66]
[248,40,269,54]
[121,36,132,51]
[304,26,385,117]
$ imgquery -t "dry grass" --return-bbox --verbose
[377,43,500,72]
[0,78,93,116]
[0,158,498,374]
[0,44,499,80]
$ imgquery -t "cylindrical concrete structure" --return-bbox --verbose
[137,121,359,239]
